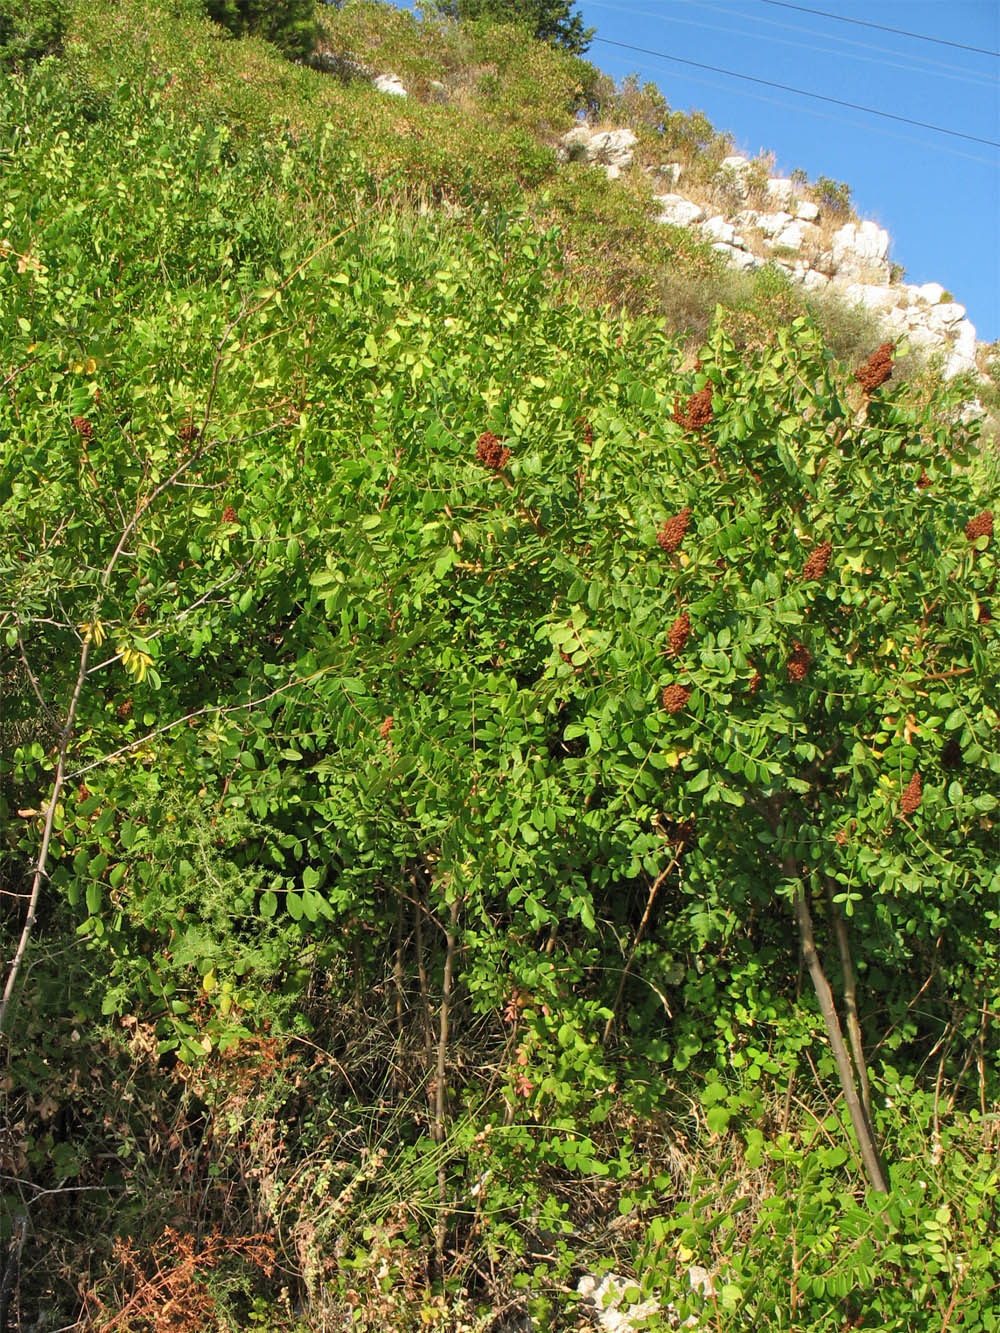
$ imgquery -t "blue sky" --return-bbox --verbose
[576,0,999,343]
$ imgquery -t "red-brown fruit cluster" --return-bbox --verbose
[664,816,696,849]
[747,666,763,695]
[78,783,91,803]
[134,601,149,623]
[222,505,239,524]
[916,469,931,489]
[657,506,692,553]
[801,540,832,581]
[667,611,691,657]
[854,342,894,393]
[964,511,993,543]
[900,770,922,815]
[72,415,94,439]
[476,431,511,472]
[117,699,133,720]
[661,683,691,714]
[580,418,593,447]
[671,386,714,431]
[178,421,201,444]
[380,715,393,740]
[787,642,813,682]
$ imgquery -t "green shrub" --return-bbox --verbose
[202,0,316,57]
[0,0,65,66]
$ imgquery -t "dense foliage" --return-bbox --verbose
[433,0,595,55]
[1,3,998,1329]
[202,0,317,57]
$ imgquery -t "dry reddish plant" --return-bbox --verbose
[177,421,201,444]
[476,430,511,472]
[72,415,94,438]
[916,469,931,489]
[671,386,714,431]
[802,540,832,581]
[666,611,691,657]
[380,715,393,740]
[86,1227,274,1333]
[854,342,894,394]
[661,683,691,714]
[901,770,922,815]
[117,698,133,720]
[577,416,594,447]
[221,505,238,524]
[657,506,692,553]
[747,665,763,695]
[787,642,813,683]
[964,510,993,543]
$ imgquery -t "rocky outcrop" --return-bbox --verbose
[558,125,639,179]
[577,1266,716,1331]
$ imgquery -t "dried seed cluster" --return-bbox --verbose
[965,510,994,543]
[662,683,691,714]
[72,415,94,439]
[916,469,931,490]
[854,342,894,393]
[787,642,813,683]
[178,421,201,444]
[667,611,691,657]
[657,506,691,553]
[380,715,393,740]
[671,386,714,431]
[222,505,239,524]
[901,770,922,815]
[579,417,594,447]
[801,541,832,581]
[747,666,763,695]
[476,431,511,472]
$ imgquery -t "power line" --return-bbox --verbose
[755,0,1000,58]
[591,36,1000,149]
[585,0,996,87]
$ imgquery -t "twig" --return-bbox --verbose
[602,858,679,1047]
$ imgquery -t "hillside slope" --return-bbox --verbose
[1,5,998,1331]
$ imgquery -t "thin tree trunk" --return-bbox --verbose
[824,880,874,1123]
[434,893,461,1268]
[791,874,889,1193]
[602,859,677,1048]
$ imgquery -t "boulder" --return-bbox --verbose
[720,154,751,172]
[586,128,638,171]
[831,220,890,281]
[928,301,967,329]
[944,319,978,378]
[769,220,818,253]
[795,200,820,222]
[702,215,737,245]
[915,281,947,305]
[802,269,829,291]
[373,73,408,97]
[840,281,898,312]
[755,210,794,237]
[766,178,796,206]
[577,1274,660,1333]
[655,194,705,227]
[714,243,760,271]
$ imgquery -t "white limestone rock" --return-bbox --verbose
[587,128,638,171]
[577,1274,660,1333]
[802,269,829,291]
[928,301,967,329]
[840,281,898,312]
[702,215,737,245]
[755,210,794,237]
[373,72,408,96]
[769,220,819,253]
[831,220,890,281]
[795,200,820,222]
[714,243,760,271]
[734,208,760,229]
[944,319,978,378]
[720,154,751,172]
[916,281,947,305]
[766,177,796,206]
[655,194,705,227]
